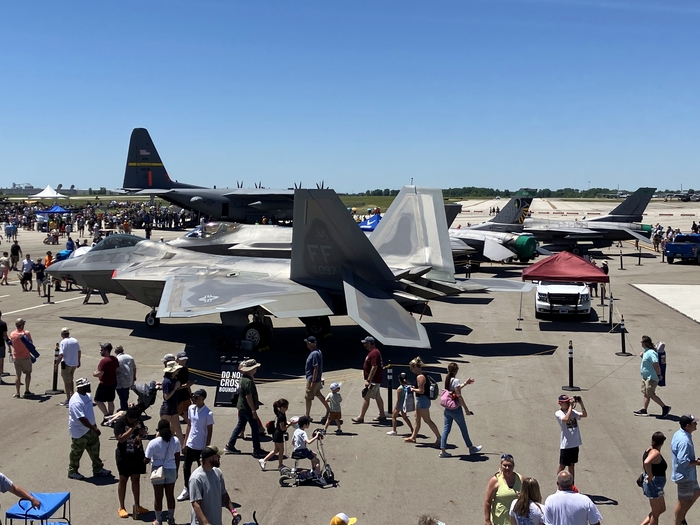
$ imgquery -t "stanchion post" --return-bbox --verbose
[386,361,393,412]
[45,342,64,396]
[615,315,632,356]
[609,294,615,330]
[45,277,53,304]
[562,340,581,392]
[637,248,643,266]
[619,250,625,270]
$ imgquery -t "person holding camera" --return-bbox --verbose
[555,394,587,484]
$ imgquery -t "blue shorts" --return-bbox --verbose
[150,467,177,485]
[416,396,431,410]
[294,448,314,460]
[644,476,666,499]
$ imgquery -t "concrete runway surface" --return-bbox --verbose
[0,202,699,524]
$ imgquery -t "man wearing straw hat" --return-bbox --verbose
[224,359,266,458]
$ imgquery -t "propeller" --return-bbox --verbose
[316,181,326,189]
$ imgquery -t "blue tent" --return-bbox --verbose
[37,204,70,215]
[359,213,382,231]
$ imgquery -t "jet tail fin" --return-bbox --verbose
[595,187,655,222]
[370,186,456,283]
[122,128,202,191]
[470,190,535,232]
[291,189,430,347]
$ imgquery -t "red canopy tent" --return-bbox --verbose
[522,251,609,283]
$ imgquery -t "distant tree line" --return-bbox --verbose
[352,187,676,198]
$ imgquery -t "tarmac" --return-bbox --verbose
[0,201,699,525]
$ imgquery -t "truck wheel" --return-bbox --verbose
[534,310,543,320]
[667,257,674,265]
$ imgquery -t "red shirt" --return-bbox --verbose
[98,355,119,385]
[363,348,383,384]
[10,330,32,360]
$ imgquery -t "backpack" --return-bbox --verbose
[266,420,275,436]
[427,375,439,401]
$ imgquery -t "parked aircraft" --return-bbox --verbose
[47,187,473,349]
[523,187,655,253]
[122,128,294,223]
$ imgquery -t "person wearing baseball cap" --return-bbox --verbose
[672,414,700,522]
[330,513,357,525]
[304,336,330,421]
[176,389,214,503]
[189,446,238,525]
[175,350,194,428]
[555,394,587,484]
[352,336,387,424]
[324,382,343,435]
[9,317,33,398]
[94,343,119,422]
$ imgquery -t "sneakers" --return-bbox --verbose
[59,400,69,407]
[176,487,189,502]
[634,409,649,417]
[387,430,397,436]
[373,415,388,422]
[439,451,452,458]
[334,429,343,435]
[315,475,327,486]
[258,459,266,471]
[224,446,240,455]
[94,467,112,477]
[68,471,85,480]
[662,405,672,418]
[253,449,268,458]
[469,445,483,455]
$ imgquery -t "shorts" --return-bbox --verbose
[0,343,5,359]
[416,395,431,410]
[61,365,77,385]
[160,402,179,417]
[21,272,32,283]
[150,467,177,485]
[294,448,315,460]
[36,277,47,285]
[676,479,700,500]
[305,382,322,400]
[14,357,32,375]
[559,446,579,467]
[363,384,381,400]
[643,476,666,499]
[641,378,658,397]
[94,383,117,403]
[328,411,341,421]
[115,450,147,477]
[10,255,18,265]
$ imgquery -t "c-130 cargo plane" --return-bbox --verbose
[122,128,294,223]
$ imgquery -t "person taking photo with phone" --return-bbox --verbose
[555,394,587,485]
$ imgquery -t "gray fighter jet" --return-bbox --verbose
[122,128,294,223]
[47,187,469,349]
[524,187,655,253]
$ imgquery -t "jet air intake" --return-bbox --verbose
[512,235,537,260]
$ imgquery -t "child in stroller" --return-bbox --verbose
[103,381,158,427]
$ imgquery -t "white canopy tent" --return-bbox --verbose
[29,185,67,199]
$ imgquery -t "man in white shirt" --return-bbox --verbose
[544,471,602,525]
[114,345,136,412]
[56,327,81,407]
[20,254,33,291]
[67,377,111,480]
[177,389,214,502]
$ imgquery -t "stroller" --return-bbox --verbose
[278,428,337,488]
[102,381,158,428]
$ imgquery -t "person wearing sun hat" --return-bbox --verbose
[224,359,266,458]
[330,513,357,525]
[161,361,185,446]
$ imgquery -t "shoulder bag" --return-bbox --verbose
[150,440,172,482]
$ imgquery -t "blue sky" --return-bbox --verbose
[1,0,698,193]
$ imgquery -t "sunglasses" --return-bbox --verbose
[501,454,514,460]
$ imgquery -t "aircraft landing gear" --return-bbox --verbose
[243,321,270,350]
[301,316,331,337]
[145,309,160,328]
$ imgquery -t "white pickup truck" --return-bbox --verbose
[535,281,591,320]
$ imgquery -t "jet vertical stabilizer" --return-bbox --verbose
[291,189,430,348]
[371,186,455,283]
[123,128,202,191]
[590,187,655,222]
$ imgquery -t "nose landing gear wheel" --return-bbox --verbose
[243,321,269,350]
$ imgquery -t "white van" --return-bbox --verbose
[534,281,591,320]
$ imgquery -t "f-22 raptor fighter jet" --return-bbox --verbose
[47,187,470,349]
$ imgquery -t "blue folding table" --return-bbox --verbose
[5,493,70,525]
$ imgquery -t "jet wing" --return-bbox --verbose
[483,238,517,261]
[115,272,334,319]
